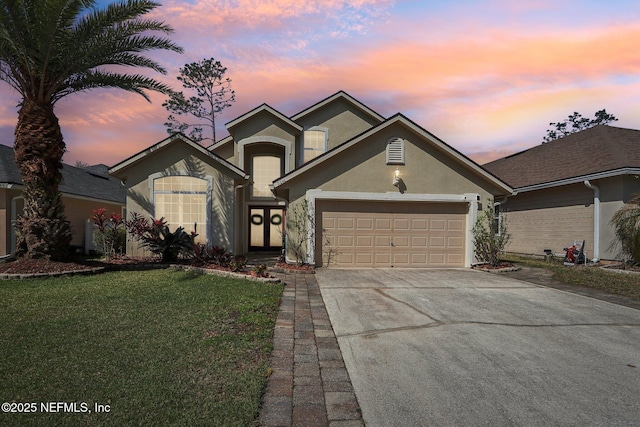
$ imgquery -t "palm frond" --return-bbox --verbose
[55,70,173,102]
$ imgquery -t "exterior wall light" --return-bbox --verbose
[393,169,400,187]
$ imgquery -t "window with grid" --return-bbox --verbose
[303,129,327,163]
[252,155,282,198]
[154,176,207,244]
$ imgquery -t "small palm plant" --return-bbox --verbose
[610,195,640,265]
[136,218,195,263]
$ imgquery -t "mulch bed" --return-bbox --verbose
[0,257,283,278]
[0,258,104,275]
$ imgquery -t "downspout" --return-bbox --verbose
[584,180,600,262]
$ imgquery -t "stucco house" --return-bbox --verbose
[0,143,126,257]
[110,91,513,268]
[483,125,640,262]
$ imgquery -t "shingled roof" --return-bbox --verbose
[483,125,640,189]
[0,144,126,204]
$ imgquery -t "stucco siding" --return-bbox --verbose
[295,99,380,151]
[287,123,500,202]
[279,122,503,264]
[501,184,594,258]
[120,141,239,256]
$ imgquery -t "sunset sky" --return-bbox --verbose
[1,0,640,166]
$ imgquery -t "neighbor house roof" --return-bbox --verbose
[272,113,513,195]
[0,143,126,204]
[483,125,640,190]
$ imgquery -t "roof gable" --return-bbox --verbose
[272,113,512,194]
[225,103,302,133]
[291,90,385,123]
[109,134,249,179]
[484,125,640,189]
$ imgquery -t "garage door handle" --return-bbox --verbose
[391,241,395,247]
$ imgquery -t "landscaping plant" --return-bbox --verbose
[121,212,195,262]
[610,194,640,265]
[91,208,126,260]
[472,199,510,267]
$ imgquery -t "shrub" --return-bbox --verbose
[125,216,196,263]
[472,199,510,267]
[91,208,125,260]
[610,195,640,264]
[229,256,247,272]
[284,199,315,265]
[192,244,233,267]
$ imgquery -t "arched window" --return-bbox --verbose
[153,176,207,243]
[386,137,405,165]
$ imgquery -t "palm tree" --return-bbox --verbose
[0,0,182,259]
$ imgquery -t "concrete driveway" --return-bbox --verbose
[315,268,640,426]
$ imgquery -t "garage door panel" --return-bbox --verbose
[448,237,464,248]
[318,201,466,268]
[357,218,373,230]
[374,253,391,265]
[448,219,464,230]
[337,235,354,247]
[337,217,355,229]
[356,235,373,247]
[411,236,427,247]
[394,236,409,247]
[375,218,391,230]
[393,218,410,230]
[430,219,446,230]
[375,236,391,247]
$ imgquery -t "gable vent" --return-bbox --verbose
[386,137,405,164]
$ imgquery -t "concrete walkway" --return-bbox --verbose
[259,272,363,427]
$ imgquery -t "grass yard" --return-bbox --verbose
[0,269,284,426]
[503,254,640,300]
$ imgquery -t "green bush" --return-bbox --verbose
[611,195,640,264]
[136,218,195,262]
[472,199,510,267]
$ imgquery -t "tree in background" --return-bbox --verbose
[542,109,618,143]
[0,0,182,260]
[163,58,236,145]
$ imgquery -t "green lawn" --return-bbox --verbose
[503,254,640,300]
[0,269,284,426]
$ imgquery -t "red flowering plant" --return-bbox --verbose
[91,208,126,260]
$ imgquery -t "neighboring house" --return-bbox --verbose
[110,91,513,268]
[484,125,640,261]
[0,143,126,256]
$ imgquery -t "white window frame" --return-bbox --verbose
[301,126,328,164]
[386,137,405,165]
[149,172,212,244]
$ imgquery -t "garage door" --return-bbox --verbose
[316,201,466,268]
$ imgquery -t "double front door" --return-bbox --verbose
[249,207,285,251]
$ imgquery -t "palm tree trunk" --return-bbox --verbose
[13,100,72,260]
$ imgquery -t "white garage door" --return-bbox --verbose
[316,201,466,268]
